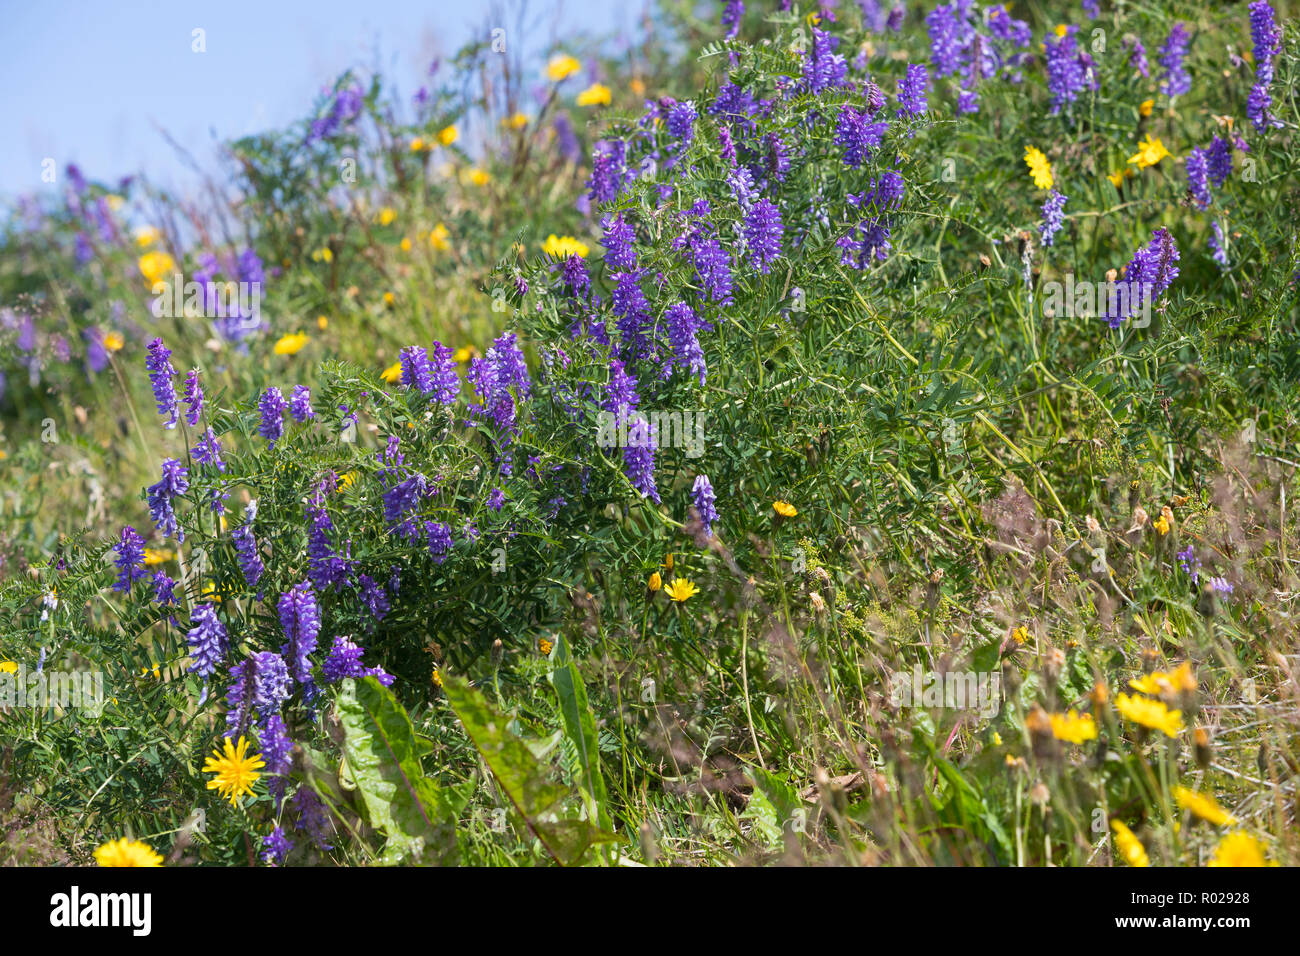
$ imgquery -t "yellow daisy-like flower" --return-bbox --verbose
[1048,709,1098,744]
[1139,98,1154,117]
[273,332,310,356]
[541,234,590,258]
[138,251,176,286]
[503,112,529,130]
[576,83,612,107]
[143,547,173,567]
[202,736,265,807]
[1024,146,1054,190]
[466,167,491,186]
[1172,786,1237,826]
[1129,661,1197,697]
[538,637,554,656]
[437,124,459,146]
[338,471,357,489]
[647,571,662,592]
[1115,692,1184,737]
[102,330,126,351]
[134,225,161,247]
[1152,514,1170,535]
[382,291,396,306]
[429,223,451,251]
[546,54,581,82]
[432,667,444,688]
[1054,24,1069,37]
[664,577,699,603]
[400,237,412,253]
[410,136,429,152]
[311,247,333,264]
[376,207,397,227]
[1107,167,1134,188]
[1011,625,1029,645]
[1127,134,1171,170]
[0,660,17,675]
[381,361,403,383]
[773,500,798,518]
[1110,820,1150,867]
[316,315,329,330]
[452,345,478,362]
[93,837,163,867]
[1208,831,1278,867]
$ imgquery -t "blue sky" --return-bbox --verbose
[0,0,629,201]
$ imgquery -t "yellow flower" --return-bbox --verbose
[429,223,451,251]
[991,731,1002,746]
[376,207,397,226]
[138,251,176,285]
[1208,831,1278,867]
[338,471,357,489]
[202,736,265,806]
[102,330,125,351]
[773,500,798,518]
[432,667,444,688]
[576,83,612,107]
[437,124,459,146]
[452,345,477,362]
[1127,134,1171,169]
[381,361,403,383]
[661,553,674,571]
[1024,146,1053,190]
[466,167,491,186]
[273,332,310,356]
[1110,820,1150,867]
[141,664,161,679]
[538,637,554,656]
[311,247,333,263]
[0,660,17,675]
[1129,662,1197,697]
[134,225,161,247]
[410,136,429,152]
[316,315,329,330]
[630,78,646,97]
[547,54,581,82]
[1054,24,1069,37]
[1011,625,1029,644]
[143,547,173,567]
[1172,786,1237,826]
[1048,709,1098,744]
[541,234,589,258]
[664,577,699,603]
[104,194,126,212]
[382,291,396,306]
[648,571,662,592]
[93,838,163,867]
[1152,514,1170,535]
[400,237,412,252]
[1107,167,1134,188]
[1115,692,1184,737]
[503,112,529,129]
[1139,98,1154,117]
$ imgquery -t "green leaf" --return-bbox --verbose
[549,634,612,833]
[337,676,457,865]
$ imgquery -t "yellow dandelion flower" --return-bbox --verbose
[410,136,429,152]
[1139,98,1154,117]
[376,207,397,226]
[1048,709,1098,744]
[202,735,265,806]
[991,731,1003,746]
[773,500,798,517]
[311,247,333,264]
[1172,786,1237,826]
[576,83,612,107]
[381,361,403,383]
[437,124,459,146]
[1130,661,1197,697]
[316,315,329,330]
[546,54,581,82]
[138,251,176,285]
[452,345,477,362]
[1107,167,1134,188]
[1054,24,1069,37]
[1152,514,1170,535]
[273,332,310,356]
[1127,134,1171,170]
[382,291,396,306]
[429,223,451,251]
[1115,692,1184,737]
[503,112,529,129]
[1024,146,1054,190]
[134,226,161,247]
[143,548,173,567]
[93,838,163,867]
[1208,831,1277,867]
[400,237,412,252]
[338,472,357,489]
[0,660,17,675]
[647,571,662,592]
[1011,625,1029,645]
[538,637,554,656]
[541,234,589,258]
[664,577,699,603]
[102,330,125,351]
[466,167,491,186]
[1110,820,1150,867]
